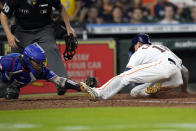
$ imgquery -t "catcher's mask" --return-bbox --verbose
[63,34,78,60]
[129,33,151,53]
[23,44,46,71]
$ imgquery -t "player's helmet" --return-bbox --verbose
[23,44,46,71]
[129,33,151,53]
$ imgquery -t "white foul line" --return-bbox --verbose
[138,100,196,104]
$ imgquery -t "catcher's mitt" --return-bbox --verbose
[63,33,78,60]
[85,76,98,88]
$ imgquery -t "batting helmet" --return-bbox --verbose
[129,33,151,53]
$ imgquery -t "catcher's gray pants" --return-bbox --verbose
[13,23,68,78]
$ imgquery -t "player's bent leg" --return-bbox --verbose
[123,61,176,85]
[161,67,183,89]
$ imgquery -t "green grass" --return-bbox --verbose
[0,107,196,131]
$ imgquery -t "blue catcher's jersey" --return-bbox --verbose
[0,53,56,88]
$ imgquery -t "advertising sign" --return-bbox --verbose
[20,39,116,94]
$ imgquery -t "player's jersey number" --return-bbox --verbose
[142,45,168,53]
[3,3,10,13]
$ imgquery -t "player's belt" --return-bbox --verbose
[168,58,176,65]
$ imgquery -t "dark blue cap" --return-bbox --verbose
[129,33,151,52]
[132,33,151,45]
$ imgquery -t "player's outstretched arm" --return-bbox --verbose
[50,76,67,88]
[50,76,81,91]
[180,65,189,93]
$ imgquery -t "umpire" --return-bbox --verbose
[0,0,75,95]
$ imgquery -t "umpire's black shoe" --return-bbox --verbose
[57,87,67,95]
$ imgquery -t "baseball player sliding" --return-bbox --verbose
[80,33,189,101]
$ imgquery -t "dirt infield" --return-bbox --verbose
[1,89,196,110]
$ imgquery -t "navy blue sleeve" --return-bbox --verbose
[41,67,57,80]
[2,0,18,17]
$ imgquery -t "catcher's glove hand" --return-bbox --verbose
[63,33,78,60]
[85,76,98,88]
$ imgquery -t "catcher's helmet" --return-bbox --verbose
[23,44,46,71]
[23,44,46,62]
[129,33,151,53]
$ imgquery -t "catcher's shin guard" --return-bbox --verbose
[79,82,98,101]
[145,83,162,94]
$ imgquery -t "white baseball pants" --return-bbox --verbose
[94,60,183,100]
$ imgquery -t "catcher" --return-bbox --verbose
[0,43,80,99]
[79,33,189,101]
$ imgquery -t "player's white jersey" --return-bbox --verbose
[126,44,182,69]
